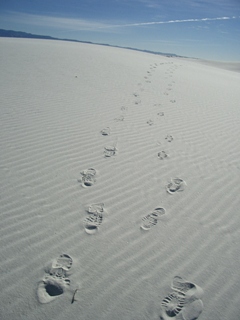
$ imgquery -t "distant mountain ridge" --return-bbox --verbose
[0,29,56,40]
[0,28,185,58]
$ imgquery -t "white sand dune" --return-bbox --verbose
[0,38,240,320]
[198,59,240,73]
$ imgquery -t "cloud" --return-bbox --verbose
[103,16,238,28]
[2,11,239,33]
[1,11,112,32]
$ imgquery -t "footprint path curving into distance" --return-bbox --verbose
[74,58,202,318]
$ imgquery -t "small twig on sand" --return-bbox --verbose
[71,289,79,304]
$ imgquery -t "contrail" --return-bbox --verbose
[102,16,238,28]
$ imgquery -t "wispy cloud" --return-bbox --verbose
[1,11,113,32]
[2,11,239,33]
[104,16,238,28]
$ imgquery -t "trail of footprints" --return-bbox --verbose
[77,61,185,217]
[38,61,203,319]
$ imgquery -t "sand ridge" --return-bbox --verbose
[0,38,240,320]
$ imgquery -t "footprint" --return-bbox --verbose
[141,207,166,230]
[121,106,128,112]
[160,277,204,319]
[37,254,73,304]
[78,168,97,187]
[158,151,169,160]
[165,135,173,142]
[51,254,73,271]
[48,267,67,279]
[166,178,186,194]
[84,203,105,234]
[37,276,70,304]
[170,100,176,103]
[161,291,185,318]
[171,276,204,300]
[114,115,124,121]
[181,299,203,320]
[84,212,103,234]
[86,203,104,215]
[171,276,194,293]
[104,145,117,157]
[157,112,164,117]
[100,127,110,136]
[147,119,154,126]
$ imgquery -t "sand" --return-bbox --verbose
[0,37,240,320]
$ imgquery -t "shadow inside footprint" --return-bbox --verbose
[45,282,63,296]
[37,277,70,304]
[84,224,98,234]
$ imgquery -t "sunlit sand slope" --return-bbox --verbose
[0,38,240,320]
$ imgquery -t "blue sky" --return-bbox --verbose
[0,0,240,61]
